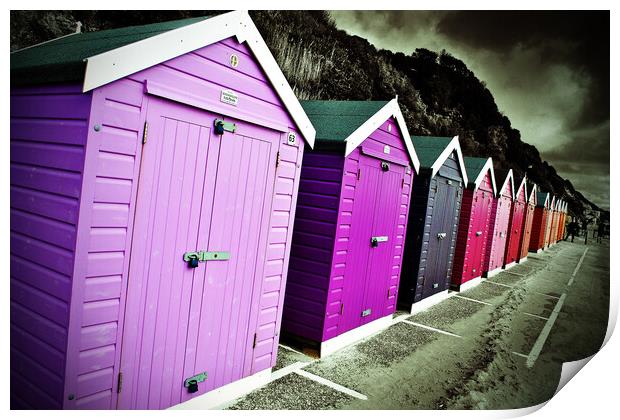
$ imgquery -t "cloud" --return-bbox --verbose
[330,10,609,208]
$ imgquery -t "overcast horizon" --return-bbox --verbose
[331,11,610,210]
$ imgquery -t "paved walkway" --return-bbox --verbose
[225,238,609,410]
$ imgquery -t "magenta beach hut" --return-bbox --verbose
[483,169,515,278]
[10,11,316,409]
[282,99,420,356]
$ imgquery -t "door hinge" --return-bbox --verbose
[387,288,391,298]
[357,168,361,180]
[142,121,148,145]
[117,372,123,394]
[340,303,344,315]
[401,178,405,189]
[252,333,257,349]
[276,151,281,168]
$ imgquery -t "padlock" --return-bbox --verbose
[187,379,199,393]
[188,257,199,268]
[371,238,379,247]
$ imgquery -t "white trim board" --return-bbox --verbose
[320,314,393,357]
[504,261,517,270]
[170,368,272,410]
[429,135,469,186]
[497,168,515,199]
[409,289,451,315]
[343,98,420,173]
[469,157,497,194]
[456,276,484,293]
[82,10,316,147]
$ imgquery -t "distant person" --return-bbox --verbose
[566,220,579,242]
[597,222,605,243]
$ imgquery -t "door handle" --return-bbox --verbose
[437,233,447,240]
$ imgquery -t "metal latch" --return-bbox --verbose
[381,162,390,172]
[183,251,230,268]
[214,119,237,134]
[371,236,388,247]
[433,283,439,289]
[184,372,208,393]
[476,231,483,236]
[361,308,372,317]
[437,233,447,240]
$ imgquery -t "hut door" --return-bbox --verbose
[360,160,403,325]
[118,98,279,409]
[341,156,403,332]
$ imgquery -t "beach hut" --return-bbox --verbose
[529,192,550,252]
[10,11,316,410]
[281,99,419,356]
[399,136,468,312]
[519,183,537,262]
[504,175,528,268]
[483,169,514,277]
[544,195,557,248]
[558,201,567,241]
[550,199,560,245]
[450,157,496,291]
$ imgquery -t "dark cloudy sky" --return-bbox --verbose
[331,11,610,209]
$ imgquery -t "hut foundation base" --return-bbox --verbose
[519,256,528,263]
[456,276,483,292]
[484,267,503,278]
[503,261,517,270]
[320,314,393,357]
[409,290,451,315]
[171,368,272,410]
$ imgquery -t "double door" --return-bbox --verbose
[341,155,405,333]
[117,97,280,409]
[418,176,462,301]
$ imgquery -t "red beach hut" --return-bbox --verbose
[544,195,556,248]
[519,183,537,262]
[529,192,550,252]
[483,169,514,277]
[503,175,527,268]
[451,157,497,291]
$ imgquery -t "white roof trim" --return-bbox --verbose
[82,10,316,147]
[528,184,537,204]
[515,175,527,201]
[497,169,515,199]
[343,98,420,173]
[430,135,469,186]
[539,192,550,208]
[470,157,497,194]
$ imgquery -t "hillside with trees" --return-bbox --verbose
[10,10,605,218]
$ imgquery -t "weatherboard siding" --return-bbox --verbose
[53,39,303,409]
[283,151,343,342]
[530,208,547,251]
[504,185,526,265]
[10,83,90,409]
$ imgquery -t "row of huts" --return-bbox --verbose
[9,11,569,410]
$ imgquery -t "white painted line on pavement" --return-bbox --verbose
[567,248,589,287]
[522,312,549,321]
[453,294,492,306]
[401,320,463,338]
[483,280,515,288]
[504,271,526,277]
[526,247,589,368]
[512,351,529,359]
[294,370,368,400]
[533,291,561,300]
[271,361,311,381]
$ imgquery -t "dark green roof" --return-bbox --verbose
[300,100,389,147]
[11,16,211,86]
[537,192,549,206]
[411,136,454,168]
[463,157,488,182]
